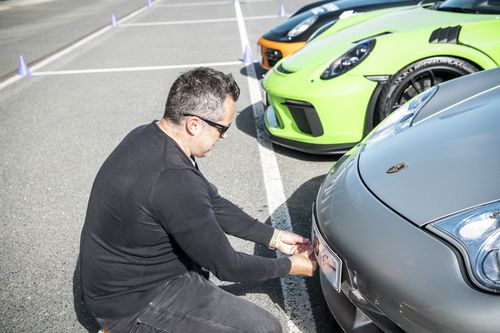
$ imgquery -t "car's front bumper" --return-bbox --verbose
[258,37,305,69]
[263,70,378,152]
[319,269,400,333]
[264,106,354,154]
[313,153,500,333]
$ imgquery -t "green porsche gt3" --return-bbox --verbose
[263,0,500,154]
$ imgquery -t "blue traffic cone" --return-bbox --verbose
[279,4,286,17]
[147,0,152,8]
[18,55,31,76]
[111,14,117,27]
[242,46,253,66]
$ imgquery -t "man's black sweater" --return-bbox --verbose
[79,121,291,319]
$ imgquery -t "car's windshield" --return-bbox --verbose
[436,0,500,14]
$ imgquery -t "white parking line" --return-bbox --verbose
[155,0,277,8]
[241,0,279,3]
[31,61,242,76]
[0,2,151,91]
[121,15,280,27]
[234,1,317,333]
[122,17,238,26]
[155,1,230,7]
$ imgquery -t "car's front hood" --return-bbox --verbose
[281,6,491,72]
[358,77,500,226]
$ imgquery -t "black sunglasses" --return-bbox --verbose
[183,113,230,137]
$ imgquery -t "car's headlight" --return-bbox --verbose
[320,39,375,80]
[288,15,319,38]
[427,201,500,293]
[361,85,438,151]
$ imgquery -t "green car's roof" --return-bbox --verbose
[281,5,500,72]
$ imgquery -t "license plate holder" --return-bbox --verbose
[312,221,342,293]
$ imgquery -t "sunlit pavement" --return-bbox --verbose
[0,1,340,331]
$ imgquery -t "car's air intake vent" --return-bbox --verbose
[276,63,294,74]
[265,48,283,67]
[281,99,323,136]
[429,26,461,44]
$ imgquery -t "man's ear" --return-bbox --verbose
[185,116,202,136]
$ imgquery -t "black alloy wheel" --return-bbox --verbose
[375,56,479,124]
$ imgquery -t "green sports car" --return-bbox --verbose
[263,0,500,154]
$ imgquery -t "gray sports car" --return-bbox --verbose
[312,67,500,332]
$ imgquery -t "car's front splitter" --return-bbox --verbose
[266,126,355,155]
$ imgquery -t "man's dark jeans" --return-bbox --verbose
[97,271,282,333]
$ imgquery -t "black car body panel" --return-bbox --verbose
[263,0,429,43]
[291,0,333,16]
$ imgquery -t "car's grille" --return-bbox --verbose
[281,99,324,137]
[265,48,283,67]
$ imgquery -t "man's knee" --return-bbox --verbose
[250,308,282,333]
[264,314,282,333]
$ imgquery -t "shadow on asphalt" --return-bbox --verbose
[73,257,101,333]
[239,62,268,80]
[220,175,342,333]
[235,103,342,162]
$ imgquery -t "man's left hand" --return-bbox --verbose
[274,230,311,255]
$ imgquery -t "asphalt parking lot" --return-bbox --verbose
[0,0,342,331]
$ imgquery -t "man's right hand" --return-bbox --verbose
[288,249,317,277]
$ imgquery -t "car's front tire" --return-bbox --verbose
[376,56,479,123]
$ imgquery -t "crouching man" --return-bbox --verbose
[79,67,317,333]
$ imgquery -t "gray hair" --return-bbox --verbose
[163,67,240,124]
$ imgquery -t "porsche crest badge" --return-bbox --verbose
[386,162,408,174]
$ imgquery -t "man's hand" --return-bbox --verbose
[288,249,318,277]
[274,230,311,255]
[270,229,317,276]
